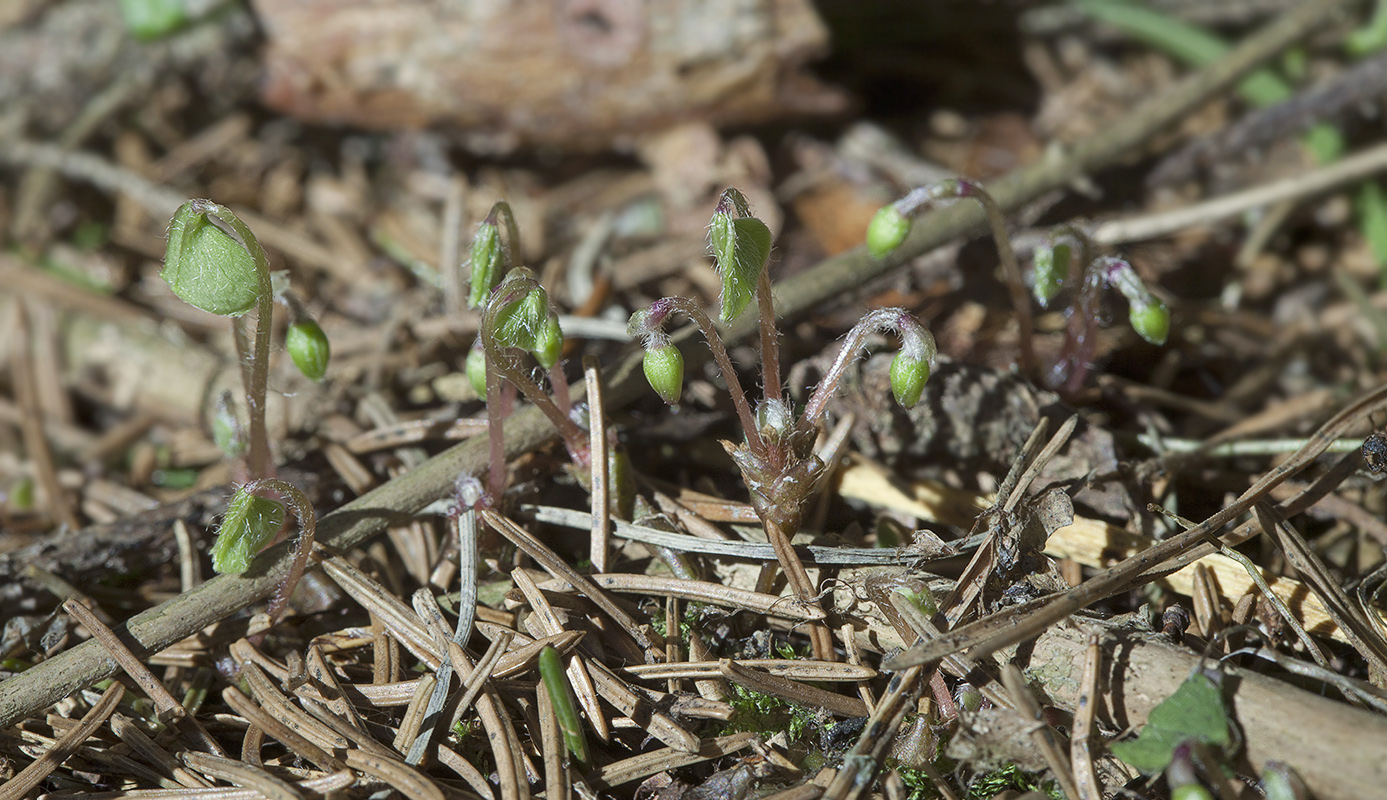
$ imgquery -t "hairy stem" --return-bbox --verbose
[485,368,508,504]
[202,201,276,482]
[762,516,834,661]
[656,297,765,458]
[801,308,936,426]
[255,478,316,625]
[954,180,1035,378]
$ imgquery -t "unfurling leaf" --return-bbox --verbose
[867,204,911,258]
[163,201,261,317]
[708,197,772,323]
[467,218,503,309]
[1031,241,1070,307]
[533,316,564,371]
[285,318,330,381]
[641,344,684,405]
[211,486,286,574]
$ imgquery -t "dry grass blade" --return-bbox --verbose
[179,751,304,800]
[69,771,357,800]
[238,661,353,754]
[822,666,927,800]
[61,597,226,758]
[528,505,924,565]
[220,686,344,772]
[585,731,759,791]
[889,380,1387,669]
[320,554,442,669]
[624,660,874,682]
[0,681,124,800]
[585,354,612,574]
[584,658,700,753]
[1254,503,1387,677]
[1000,663,1080,800]
[717,658,868,718]
[341,749,446,800]
[587,573,826,620]
[111,714,213,789]
[479,508,661,658]
[536,674,572,800]
[1070,632,1103,800]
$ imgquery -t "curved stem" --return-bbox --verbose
[492,352,589,465]
[485,368,508,503]
[955,180,1035,378]
[657,297,765,457]
[802,308,936,426]
[254,478,315,626]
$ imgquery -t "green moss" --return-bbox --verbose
[967,764,1062,800]
[720,685,819,744]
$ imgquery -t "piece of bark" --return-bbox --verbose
[253,0,845,152]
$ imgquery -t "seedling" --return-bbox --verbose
[867,184,1169,393]
[462,202,588,505]
[867,178,1034,375]
[162,200,328,602]
[208,478,317,624]
[1030,225,1169,394]
[163,199,330,481]
[630,188,936,659]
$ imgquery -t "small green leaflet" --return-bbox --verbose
[709,212,771,324]
[1110,672,1235,774]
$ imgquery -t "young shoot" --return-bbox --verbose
[629,188,936,661]
[163,199,330,480]
[1031,225,1170,394]
[210,478,317,625]
[463,202,589,506]
[867,179,1033,374]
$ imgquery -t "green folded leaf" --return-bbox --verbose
[163,202,261,317]
[709,208,772,323]
[211,487,286,575]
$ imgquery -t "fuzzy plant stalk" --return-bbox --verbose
[632,190,937,661]
[1030,225,1170,394]
[163,199,278,480]
[210,478,316,626]
[464,203,587,504]
[868,178,1034,376]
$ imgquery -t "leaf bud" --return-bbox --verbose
[708,190,772,323]
[163,201,261,317]
[1128,300,1170,346]
[211,485,286,574]
[867,204,911,258]
[641,344,684,405]
[285,317,330,381]
[465,341,488,397]
[889,351,930,408]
